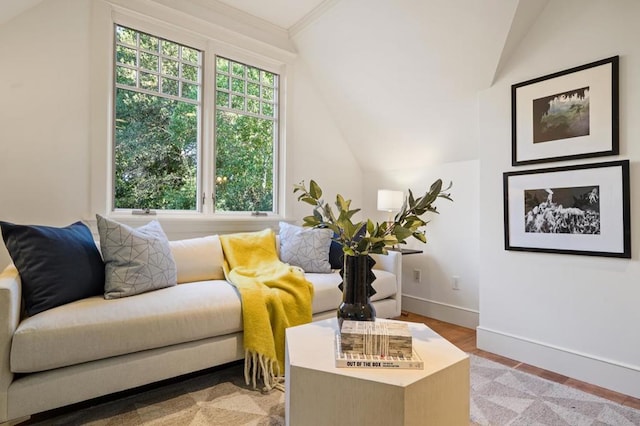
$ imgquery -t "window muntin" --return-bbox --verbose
[114,25,201,211]
[115,25,201,102]
[214,57,279,212]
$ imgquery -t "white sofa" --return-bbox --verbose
[0,235,401,424]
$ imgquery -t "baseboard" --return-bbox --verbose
[477,326,640,399]
[401,294,479,329]
[1,416,30,426]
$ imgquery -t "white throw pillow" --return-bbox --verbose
[169,235,225,283]
[278,222,333,273]
[96,215,177,299]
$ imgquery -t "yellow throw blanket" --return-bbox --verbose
[220,229,314,391]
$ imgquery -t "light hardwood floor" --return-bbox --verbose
[399,311,640,411]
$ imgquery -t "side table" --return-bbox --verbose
[285,318,469,426]
[388,248,423,255]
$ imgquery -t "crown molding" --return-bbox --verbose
[289,0,340,38]
[139,0,297,55]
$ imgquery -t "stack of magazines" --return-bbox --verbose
[335,321,424,369]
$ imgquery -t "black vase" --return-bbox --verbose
[337,254,377,326]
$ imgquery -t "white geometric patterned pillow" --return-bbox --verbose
[278,222,333,273]
[96,215,177,299]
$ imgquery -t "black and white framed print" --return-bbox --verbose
[504,160,630,258]
[511,56,619,166]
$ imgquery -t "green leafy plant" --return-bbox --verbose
[293,179,452,256]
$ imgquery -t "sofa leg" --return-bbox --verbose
[1,416,31,426]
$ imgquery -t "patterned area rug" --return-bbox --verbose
[471,356,640,425]
[27,356,639,425]
[28,363,285,426]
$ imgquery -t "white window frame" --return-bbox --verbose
[89,2,290,230]
[213,54,280,214]
[113,23,204,213]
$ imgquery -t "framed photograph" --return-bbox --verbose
[512,56,619,166]
[504,160,630,258]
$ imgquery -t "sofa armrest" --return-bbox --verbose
[0,265,21,422]
[370,250,401,276]
[370,251,402,317]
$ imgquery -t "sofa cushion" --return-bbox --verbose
[307,269,398,315]
[279,222,332,273]
[11,280,243,373]
[0,221,104,316]
[169,235,225,283]
[97,215,177,299]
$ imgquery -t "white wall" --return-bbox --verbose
[0,0,92,268]
[287,58,363,222]
[478,0,640,398]
[0,0,359,269]
[290,0,516,172]
[363,160,480,328]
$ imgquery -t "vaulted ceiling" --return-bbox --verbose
[216,0,328,29]
[1,0,550,172]
[205,0,549,171]
[0,0,46,26]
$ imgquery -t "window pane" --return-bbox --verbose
[182,47,199,63]
[116,66,136,86]
[232,62,244,77]
[162,58,179,77]
[262,102,273,117]
[247,98,259,114]
[231,95,244,110]
[140,52,158,72]
[161,40,179,58]
[182,64,198,82]
[162,78,179,96]
[262,86,274,101]
[182,82,198,100]
[216,74,229,89]
[261,71,274,86]
[139,33,158,52]
[140,72,158,91]
[216,57,229,73]
[247,82,260,97]
[116,45,136,66]
[114,88,197,210]
[247,67,259,81]
[216,91,229,107]
[116,26,136,46]
[231,78,245,94]
[215,111,274,212]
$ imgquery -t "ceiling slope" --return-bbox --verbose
[217,0,329,30]
[0,0,46,27]
[491,0,550,84]
[292,0,546,171]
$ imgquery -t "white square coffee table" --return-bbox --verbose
[285,318,469,426]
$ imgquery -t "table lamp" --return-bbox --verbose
[377,189,404,222]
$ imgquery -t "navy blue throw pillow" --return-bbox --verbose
[0,221,105,316]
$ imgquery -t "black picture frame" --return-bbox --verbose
[504,160,630,258]
[512,56,619,166]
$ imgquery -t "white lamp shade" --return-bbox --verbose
[377,190,404,212]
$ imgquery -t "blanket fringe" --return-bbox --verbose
[244,349,284,393]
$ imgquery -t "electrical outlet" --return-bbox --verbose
[413,269,421,283]
[452,276,460,290]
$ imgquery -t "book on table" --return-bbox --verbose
[339,320,413,358]
[335,333,424,370]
